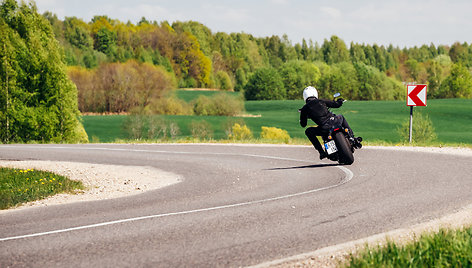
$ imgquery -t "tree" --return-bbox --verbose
[405,59,420,81]
[70,61,176,113]
[350,42,366,63]
[317,62,359,99]
[244,67,285,100]
[94,27,117,57]
[373,44,387,71]
[234,68,247,91]
[438,64,472,98]
[215,70,233,90]
[300,39,309,60]
[263,35,285,68]
[279,60,321,99]
[63,17,93,50]
[449,42,472,67]
[426,60,443,98]
[321,35,349,64]
[42,11,64,43]
[172,21,213,56]
[352,62,403,100]
[172,32,211,87]
[68,66,97,112]
[26,6,472,101]
[0,24,15,142]
[0,0,87,143]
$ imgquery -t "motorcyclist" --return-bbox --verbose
[299,86,361,160]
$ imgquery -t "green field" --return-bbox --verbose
[174,89,242,102]
[82,96,472,145]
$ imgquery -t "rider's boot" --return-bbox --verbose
[309,136,328,160]
[319,150,328,160]
[346,128,363,149]
[354,137,363,149]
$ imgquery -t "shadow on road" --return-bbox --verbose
[266,163,339,171]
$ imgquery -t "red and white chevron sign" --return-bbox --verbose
[407,84,427,106]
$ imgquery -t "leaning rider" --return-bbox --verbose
[299,86,361,160]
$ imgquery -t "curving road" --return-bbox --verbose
[1,144,472,267]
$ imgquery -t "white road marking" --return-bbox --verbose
[0,145,354,242]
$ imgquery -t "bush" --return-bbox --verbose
[193,93,245,116]
[123,115,147,140]
[148,116,168,139]
[193,95,214,116]
[260,126,291,143]
[210,93,245,116]
[223,118,246,138]
[189,120,213,140]
[150,96,193,115]
[169,122,181,139]
[228,123,253,140]
[397,112,437,143]
[123,115,181,140]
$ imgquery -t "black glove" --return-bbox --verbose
[337,98,345,104]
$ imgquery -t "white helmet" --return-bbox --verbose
[303,86,318,101]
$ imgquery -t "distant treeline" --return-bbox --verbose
[43,12,472,107]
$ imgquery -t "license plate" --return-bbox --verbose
[324,140,338,155]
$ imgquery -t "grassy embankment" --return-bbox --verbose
[345,228,472,267]
[0,167,84,209]
[83,90,472,147]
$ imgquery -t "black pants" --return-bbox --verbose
[305,115,352,153]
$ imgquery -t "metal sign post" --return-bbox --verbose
[409,106,413,143]
[406,84,427,143]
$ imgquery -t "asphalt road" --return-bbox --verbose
[1,144,472,267]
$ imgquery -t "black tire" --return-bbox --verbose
[334,132,354,165]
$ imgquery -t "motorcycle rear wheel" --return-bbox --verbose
[334,132,354,165]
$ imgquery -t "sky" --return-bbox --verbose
[34,0,472,48]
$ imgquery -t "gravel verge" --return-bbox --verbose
[0,160,182,214]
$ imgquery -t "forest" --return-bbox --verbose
[40,12,472,113]
[1,0,472,144]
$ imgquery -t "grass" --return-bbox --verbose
[345,228,472,267]
[82,95,472,146]
[83,115,128,142]
[174,89,242,102]
[0,167,84,209]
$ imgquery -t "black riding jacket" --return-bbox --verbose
[299,97,343,127]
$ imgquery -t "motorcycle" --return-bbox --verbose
[321,93,362,165]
